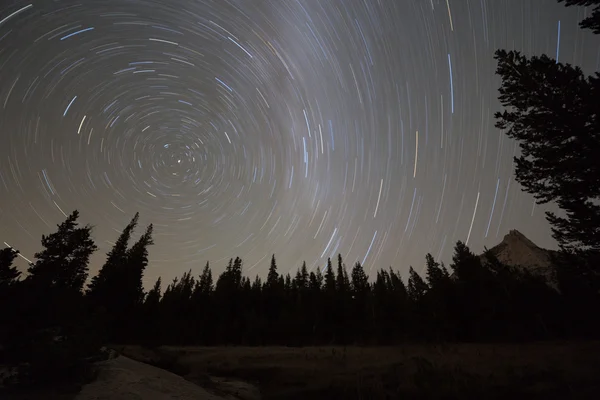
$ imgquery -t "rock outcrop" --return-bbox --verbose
[481,230,557,284]
[76,355,228,400]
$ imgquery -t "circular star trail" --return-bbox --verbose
[0,0,598,284]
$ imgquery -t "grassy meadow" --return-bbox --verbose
[116,341,600,399]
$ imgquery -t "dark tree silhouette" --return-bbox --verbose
[265,254,280,290]
[27,210,97,292]
[336,254,350,292]
[87,212,139,303]
[350,261,369,294]
[407,267,427,302]
[86,213,153,341]
[494,49,600,254]
[125,223,154,306]
[450,241,494,287]
[116,223,154,341]
[0,247,20,286]
[324,258,336,292]
[495,0,600,262]
[495,0,600,322]
[0,247,21,355]
[4,211,100,388]
[424,253,449,289]
[145,277,162,310]
[190,263,213,343]
[558,0,600,33]
[197,261,213,294]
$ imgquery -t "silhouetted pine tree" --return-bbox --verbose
[324,258,336,292]
[425,253,449,289]
[263,255,284,341]
[0,247,20,285]
[0,247,21,355]
[558,0,600,33]
[185,261,214,343]
[197,261,213,294]
[86,213,139,340]
[213,257,244,343]
[307,268,323,343]
[495,50,600,254]
[265,254,280,290]
[371,270,388,343]
[27,210,96,293]
[422,254,453,340]
[449,241,497,340]
[348,262,370,343]
[296,261,309,290]
[125,224,154,303]
[87,213,139,304]
[247,274,264,345]
[495,1,600,301]
[21,210,97,339]
[7,211,99,385]
[332,255,350,343]
[387,268,410,339]
[139,277,161,345]
[336,254,350,292]
[120,223,153,340]
[160,270,195,344]
[309,269,323,291]
[318,258,337,342]
[407,267,427,302]
[350,262,369,293]
[145,277,162,310]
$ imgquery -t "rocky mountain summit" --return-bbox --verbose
[482,229,556,282]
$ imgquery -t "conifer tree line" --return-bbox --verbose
[0,209,598,364]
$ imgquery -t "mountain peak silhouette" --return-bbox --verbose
[484,230,554,279]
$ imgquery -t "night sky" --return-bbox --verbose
[0,0,598,286]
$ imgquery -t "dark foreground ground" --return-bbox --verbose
[116,341,600,400]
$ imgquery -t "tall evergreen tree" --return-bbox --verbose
[140,276,161,343]
[351,262,369,294]
[215,258,233,292]
[252,274,262,291]
[388,268,408,299]
[125,223,154,306]
[336,254,349,292]
[89,215,152,341]
[7,212,99,380]
[27,210,97,293]
[495,0,600,256]
[425,253,449,289]
[494,49,600,254]
[324,258,336,292]
[263,254,284,338]
[308,270,322,291]
[214,257,244,342]
[295,261,309,290]
[0,247,21,351]
[0,247,20,286]
[265,254,280,290]
[450,241,484,283]
[145,277,162,308]
[227,257,243,289]
[87,212,139,298]
[197,261,213,294]
[189,263,213,343]
[407,267,428,302]
[349,262,371,342]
